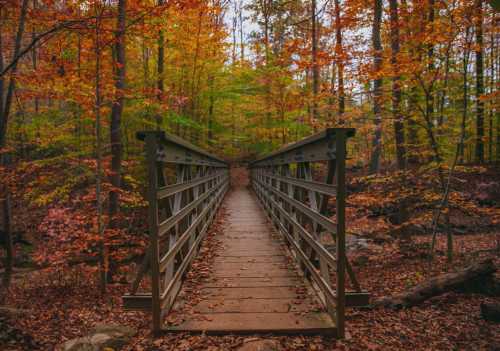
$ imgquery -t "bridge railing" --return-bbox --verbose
[249,128,368,338]
[123,131,229,334]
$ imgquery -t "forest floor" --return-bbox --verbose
[0,161,499,350]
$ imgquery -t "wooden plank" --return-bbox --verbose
[221,244,283,251]
[122,294,152,311]
[211,267,294,278]
[199,276,301,288]
[346,292,371,307]
[193,298,314,313]
[167,312,336,336]
[221,250,281,256]
[212,256,287,264]
[200,286,297,299]
[212,262,290,270]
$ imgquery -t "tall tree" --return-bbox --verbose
[369,0,383,173]
[474,0,485,163]
[109,0,126,228]
[311,0,319,128]
[459,24,473,164]
[94,3,106,295]
[389,0,405,169]
[0,0,29,150]
[333,0,345,120]
[156,0,165,129]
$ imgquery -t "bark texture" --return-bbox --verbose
[109,0,126,223]
[369,0,383,174]
[374,259,497,308]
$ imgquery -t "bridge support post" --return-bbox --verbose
[144,132,162,335]
[335,130,347,339]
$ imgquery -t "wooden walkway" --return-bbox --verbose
[168,173,336,335]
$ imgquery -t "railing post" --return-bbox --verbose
[335,129,347,339]
[144,132,162,335]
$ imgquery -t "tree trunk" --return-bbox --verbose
[369,0,383,174]
[327,61,336,123]
[207,74,214,142]
[238,0,245,60]
[375,259,496,308]
[94,7,106,295]
[0,0,29,149]
[334,0,345,121]
[426,0,435,134]
[32,0,39,114]
[0,8,4,129]
[459,26,472,164]
[108,0,126,283]
[1,189,13,296]
[475,0,484,163]
[311,0,319,129]
[109,0,126,224]
[156,0,165,130]
[488,31,494,162]
[389,0,405,169]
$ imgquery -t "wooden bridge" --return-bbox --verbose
[123,128,369,338]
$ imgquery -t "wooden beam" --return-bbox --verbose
[144,132,162,335]
[345,292,371,307]
[335,129,347,339]
[122,293,152,311]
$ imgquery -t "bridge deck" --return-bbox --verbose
[167,173,336,335]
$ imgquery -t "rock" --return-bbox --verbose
[481,302,500,323]
[90,324,136,338]
[57,324,136,351]
[60,337,96,351]
[238,338,280,351]
[475,182,500,205]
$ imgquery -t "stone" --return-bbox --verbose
[90,324,136,338]
[57,324,136,351]
[237,338,280,351]
[60,337,96,351]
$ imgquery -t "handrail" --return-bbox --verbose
[137,131,227,167]
[123,131,230,334]
[250,128,355,167]
[249,128,367,339]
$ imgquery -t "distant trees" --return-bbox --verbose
[0,0,29,151]
[0,0,498,168]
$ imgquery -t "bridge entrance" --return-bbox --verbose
[123,129,369,338]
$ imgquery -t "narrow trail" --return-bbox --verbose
[168,168,335,335]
